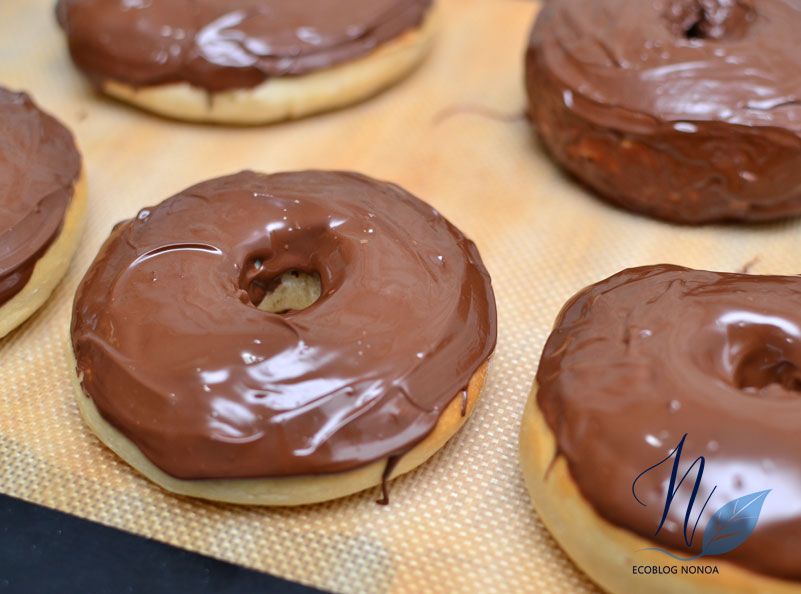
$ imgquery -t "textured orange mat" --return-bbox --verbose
[2,1,796,592]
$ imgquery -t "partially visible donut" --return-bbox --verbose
[0,87,86,339]
[525,0,801,224]
[70,170,496,505]
[56,0,437,124]
[521,264,801,593]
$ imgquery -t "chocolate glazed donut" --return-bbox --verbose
[70,171,496,505]
[522,265,801,592]
[1,88,80,305]
[56,0,432,92]
[0,87,86,339]
[526,0,801,224]
[55,0,437,124]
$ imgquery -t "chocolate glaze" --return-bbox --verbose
[537,264,801,579]
[71,171,496,480]
[0,88,81,307]
[56,0,432,93]
[526,0,801,224]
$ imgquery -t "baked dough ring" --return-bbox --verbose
[0,172,87,338]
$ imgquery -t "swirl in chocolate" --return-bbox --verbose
[0,87,81,306]
[56,0,433,92]
[526,0,801,223]
[537,264,801,578]
[71,171,496,479]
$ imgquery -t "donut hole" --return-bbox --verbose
[248,268,322,314]
[684,19,705,39]
[734,344,801,394]
[664,0,755,40]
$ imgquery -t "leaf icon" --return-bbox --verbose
[701,490,771,557]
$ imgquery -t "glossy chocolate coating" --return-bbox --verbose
[0,88,80,306]
[537,264,801,578]
[56,0,432,92]
[526,0,801,224]
[71,171,496,480]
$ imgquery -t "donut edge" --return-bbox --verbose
[68,343,490,506]
[518,384,801,594]
[97,5,438,125]
[0,170,88,339]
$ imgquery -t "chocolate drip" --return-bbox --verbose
[537,265,801,578]
[57,0,432,93]
[0,88,80,306]
[71,171,497,481]
[377,455,402,506]
[543,451,560,482]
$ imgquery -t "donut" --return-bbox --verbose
[520,264,801,593]
[525,0,801,224]
[56,0,437,124]
[70,170,496,505]
[0,87,86,339]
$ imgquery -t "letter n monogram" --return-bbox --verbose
[632,434,717,547]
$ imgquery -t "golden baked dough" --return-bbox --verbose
[0,172,87,339]
[257,270,322,313]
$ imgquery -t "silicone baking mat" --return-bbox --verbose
[2,1,798,592]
